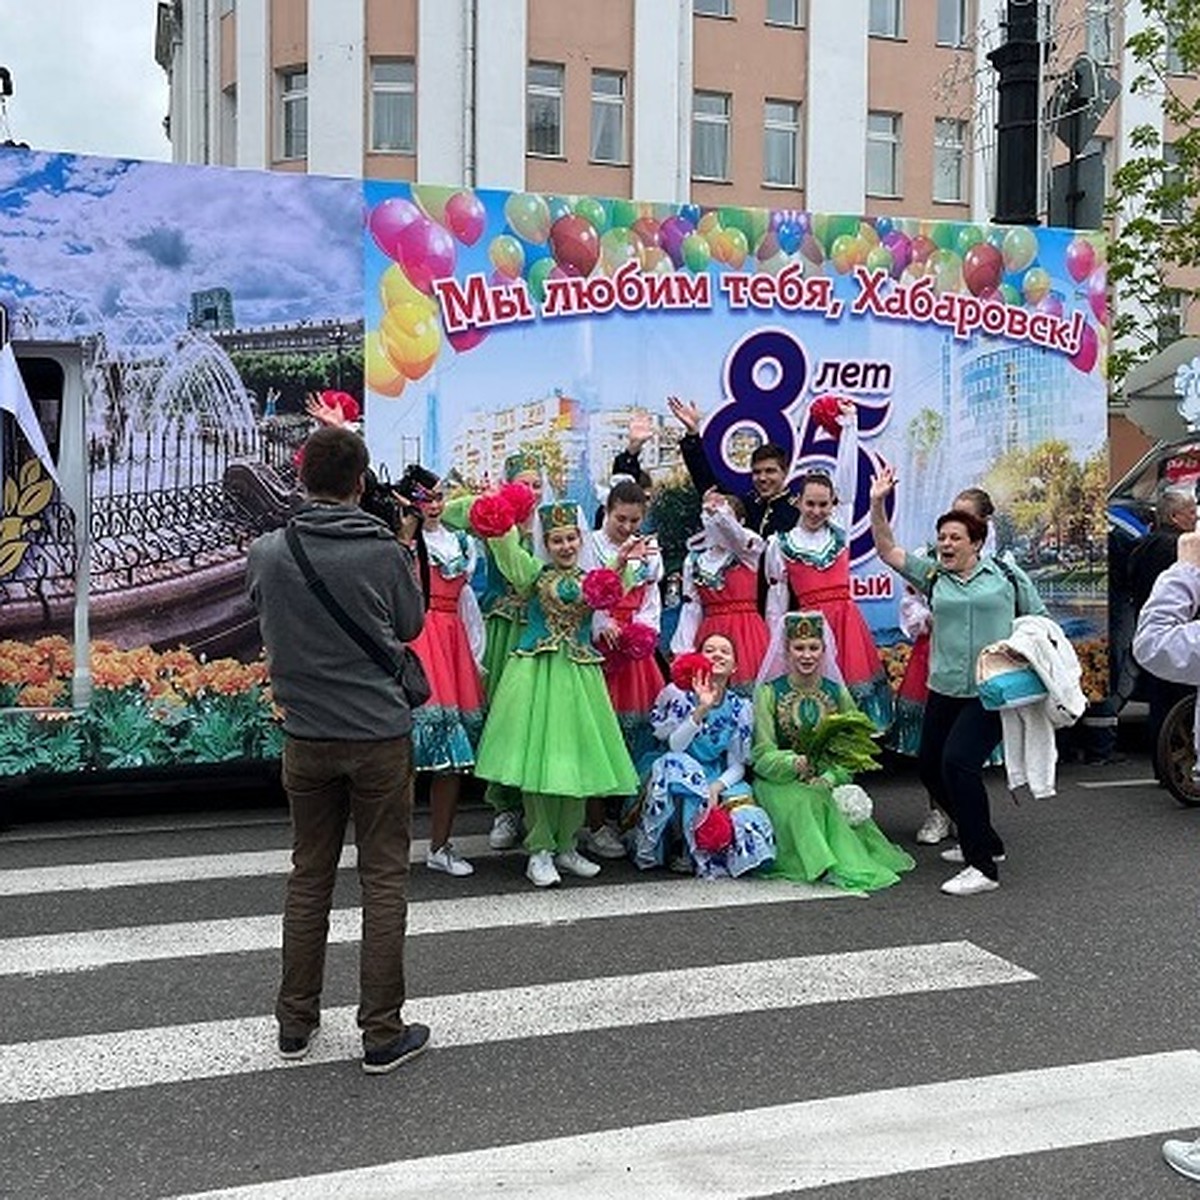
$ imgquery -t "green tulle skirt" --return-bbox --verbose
[482,614,524,701]
[475,648,640,798]
[755,776,914,891]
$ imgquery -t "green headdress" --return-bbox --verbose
[504,450,543,481]
[784,611,825,641]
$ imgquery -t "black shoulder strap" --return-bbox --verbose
[284,523,402,679]
[927,556,1024,617]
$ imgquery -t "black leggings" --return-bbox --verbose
[917,690,1004,880]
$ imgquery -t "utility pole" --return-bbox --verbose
[988,0,1042,225]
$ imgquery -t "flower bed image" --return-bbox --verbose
[0,637,283,778]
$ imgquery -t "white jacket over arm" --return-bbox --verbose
[1133,562,1200,686]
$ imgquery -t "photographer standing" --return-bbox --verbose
[247,425,429,1074]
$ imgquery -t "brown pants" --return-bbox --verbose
[277,734,414,1050]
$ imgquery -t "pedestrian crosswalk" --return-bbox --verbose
[1,808,1192,1197]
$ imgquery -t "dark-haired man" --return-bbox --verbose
[246,425,429,1075]
[667,395,799,537]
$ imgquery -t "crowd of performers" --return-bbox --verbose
[315,391,1043,898]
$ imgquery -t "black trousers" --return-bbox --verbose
[917,690,1004,880]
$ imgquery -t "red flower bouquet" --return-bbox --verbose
[617,621,658,661]
[497,480,537,525]
[693,804,734,854]
[808,393,845,437]
[320,389,361,422]
[469,492,516,538]
[670,651,712,692]
[582,567,623,610]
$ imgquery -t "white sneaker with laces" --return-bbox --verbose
[553,849,601,879]
[940,845,1006,865]
[426,842,474,877]
[940,865,1000,896]
[582,824,627,859]
[489,810,522,850]
[915,808,952,845]
[526,851,560,888]
[1163,1136,1200,1181]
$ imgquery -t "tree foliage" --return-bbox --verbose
[1107,0,1200,388]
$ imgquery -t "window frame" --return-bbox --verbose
[693,0,734,16]
[765,0,804,27]
[692,89,732,181]
[763,98,801,187]
[369,58,416,155]
[866,110,902,197]
[932,116,967,203]
[868,0,903,39]
[935,0,968,48]
[278,67,308,161]
[526,61,565,159]
[589,68,627,164]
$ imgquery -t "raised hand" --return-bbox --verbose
[693,668,718,711]
[628,410,653,451]
[305,392,347,428]
[869,465,897,502]
[667,395,701,435]
[1179,530,1200,569]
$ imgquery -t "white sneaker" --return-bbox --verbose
[526,851,560,888]
[1163,1136,1200,1181]
[489,810,522,850]
[940,866,1000,896]
[426,842,474,877]
[915,808,952,844]
[553,849,601,879]
[940,845,1006,865]
[581,824,627,859]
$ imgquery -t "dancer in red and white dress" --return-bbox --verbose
[763,401,893,733]
[671,488,769,689]
[581,477,665,856]
[408,485,487,877]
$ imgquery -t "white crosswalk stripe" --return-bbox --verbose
[169,1051,1200,1199]
[0,941,1029,1103]
[0,877,855,976]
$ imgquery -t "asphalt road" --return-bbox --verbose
[3,745,1200,1199]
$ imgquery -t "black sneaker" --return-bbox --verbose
[278,1025,318,1061]
[362,1023,431,1075]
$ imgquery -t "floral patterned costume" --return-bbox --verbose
[633,683,775,879]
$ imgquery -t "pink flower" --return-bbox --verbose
[497,480,537,525]
[469,492,516,538]
[617,621,658,661]
[582,567,623,610]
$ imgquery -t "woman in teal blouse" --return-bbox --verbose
[869,466,1045,897]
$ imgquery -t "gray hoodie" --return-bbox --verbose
[246,501,424,740]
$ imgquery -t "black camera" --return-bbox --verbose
[360,463,440,532]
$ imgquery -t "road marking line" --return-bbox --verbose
[0,941,1031,1103]
[0,834,504,895]
[0,877,855,976]
[1076,778,1159,789]
[168,1050,1200,1199]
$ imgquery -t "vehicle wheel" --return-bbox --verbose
[1156,694,1200,808]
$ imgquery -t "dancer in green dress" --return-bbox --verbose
[751,612,914,891]
[474,500,641,888]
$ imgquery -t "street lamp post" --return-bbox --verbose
[330,322,346,390]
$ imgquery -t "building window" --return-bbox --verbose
[278,68,307,160]
[1165,20,1192,75]
[692,91,731,180]
[936,0,967,47]
[869,0,902,37]
[219,84,237,167]
[220,0,235,12]
[1157,289,1187,347]
[694,0,733,15]
[590,70,626,163]
[1084,0,1112,63]
[866,111,901,196]
[765,0,804,25]
[1163,142,1187,222]
[764,100,801,186]
[933,117,966,202]
[370,60,415,153]
[527,62,564,157]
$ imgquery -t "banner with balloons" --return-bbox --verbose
[362,181,1107,648]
